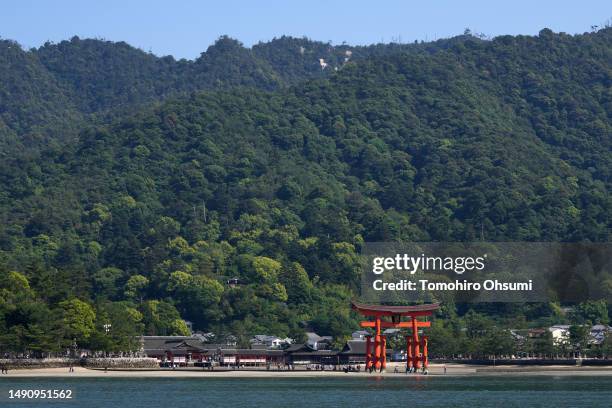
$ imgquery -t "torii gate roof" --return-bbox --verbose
[351,301,440,317]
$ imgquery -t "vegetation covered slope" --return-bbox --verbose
[0,33,490,148]
[0,39,82,147]
[0,28,610,354]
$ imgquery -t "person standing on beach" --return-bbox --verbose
[444,364,447,374]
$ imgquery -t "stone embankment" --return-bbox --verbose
[0,357,158,369]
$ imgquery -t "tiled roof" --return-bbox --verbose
[341,340,366,355]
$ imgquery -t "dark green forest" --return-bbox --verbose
[0,28,610,356]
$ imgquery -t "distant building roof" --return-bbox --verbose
[510,330,525,341]
[284,343,316,353]
[528,328,547,338]
[142,336,288,357]
[352,330,369,339]
[289,349,339,357]
[549,325,570,330]
[341,340,366,355]
[251,335,280,343]
[306,332,325,341]
[305,332,332,350]
[590,325,612,345]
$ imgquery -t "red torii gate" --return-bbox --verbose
[351,301,439,372]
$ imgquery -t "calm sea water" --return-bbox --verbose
[1,376,611,407]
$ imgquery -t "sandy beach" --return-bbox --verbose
[2,363,612,378]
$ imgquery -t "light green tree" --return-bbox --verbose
[141,299,190,336]
[280,262,312,303]
[59,298,96,343]
[251,256,282,282]
[124,275,149,301]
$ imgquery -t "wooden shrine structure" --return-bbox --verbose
[351,301,439,372]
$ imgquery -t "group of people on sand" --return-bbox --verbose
[404,366,428,375]
[343,365,361,373]
[306,364,335,371]
[266,363,296,371]
[393,364,447,375]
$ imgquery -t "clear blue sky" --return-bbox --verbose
[2,1,610,60]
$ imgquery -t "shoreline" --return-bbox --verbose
[2,364,612,378]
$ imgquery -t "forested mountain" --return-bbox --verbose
[0,39,82,147]
[0,33,479,149]
[0,28,610,354]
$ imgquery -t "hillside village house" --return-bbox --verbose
[351,330,370,340]
[546,324,611,347]
[306,332,333,350]
[589,325,612,346]
[250,335,293,349]
[548,325,571,345]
